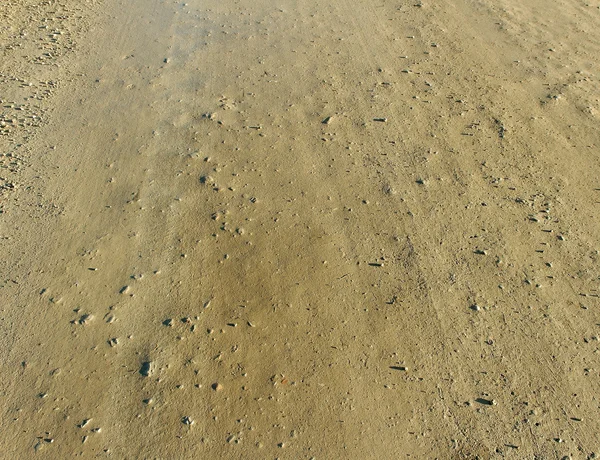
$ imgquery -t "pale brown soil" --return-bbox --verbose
[2,0,600,458]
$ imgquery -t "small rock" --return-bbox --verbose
[79,314,94,325]
[182,416,194,425]
[78,419,91,428]
[212,382,223,391]
[390,365,407,371]
[140,361,155,377]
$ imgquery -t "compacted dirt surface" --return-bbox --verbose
[2,0,600,458]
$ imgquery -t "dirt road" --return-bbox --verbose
[2,0,600,457]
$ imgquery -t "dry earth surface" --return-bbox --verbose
[1,0,600,458]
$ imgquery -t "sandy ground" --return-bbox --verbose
[1,0,600,458]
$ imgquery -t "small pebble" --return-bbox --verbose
[78,419,91,428]
[212,382,223,392]
[79,314,94,325]
[140,361,155,377]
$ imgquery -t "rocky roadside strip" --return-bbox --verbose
[0,0,103,215]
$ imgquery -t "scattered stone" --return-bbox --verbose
[212,382,223,392]
[140,361,155,377]
[475,397,497,406]
[119,285,130,294]
[108,338,119,347]
[79,314,94,325]
[470,304,481,311]
[322,116,334,125]
[181,416,194,425]
[163,318,173,327]
[78,419,91,428]
[373,117,388,122]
